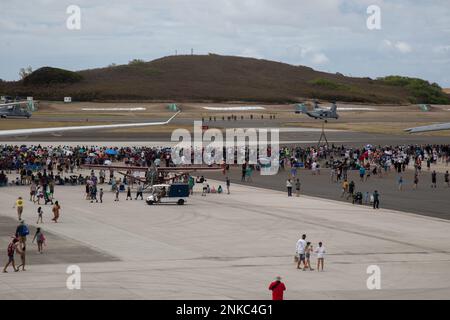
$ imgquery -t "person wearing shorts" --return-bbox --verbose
[13,197,24,220]
[315,242,326,272]
[3,238,20,273]
[296,234,307,270]
[305,242,314,271]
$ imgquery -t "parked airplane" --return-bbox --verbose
[82,161,223,190]
[0,111,181,137]
[405,123,450,133]
[0,101,34,119]
[295,102,339,120]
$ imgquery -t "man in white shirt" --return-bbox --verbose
[296,234,307,270]
[315,242,326,272]
[286,179,293,197]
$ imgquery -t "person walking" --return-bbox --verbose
[3,238,20,273]
[16,243,26,272]
[286,179,293,197]
[398,176,404,191]
[115,187,120,201]
[413,173,419,190]
[295,179,301,197]
[241,164,247,182]
[85,183,90,200]
[13,197,24,220]
[268,276,286,301]
[315,242,326,272]
[341,179,349,198]
[99,188,104,203]
[135,183,144,200]
[126,186,132,200]
[188,176,195,196]
[431,171,437,188]
[15,220,29,250]
[347,181,355,200]
[35,186,43,205]
[305,242,314,271]
[445,171,450,188]
[226,177,231,195]
[246,166,253,182]
[330,168,336,183]
[30,182,37,202]
[90,184,98,203]
[373,190,380,210]
[36,207,44,224]
[32,228,46,254]
[51,201,61,223]
[202,180,208,196]
[359,166,366,182]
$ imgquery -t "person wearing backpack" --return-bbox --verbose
[3,238,20,273]
[15,220,29,249]
[32,228,46,254]
[268,276,286,300]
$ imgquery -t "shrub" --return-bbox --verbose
[308,78,350,90]
[23,67,82,86]
[379,76,450,104]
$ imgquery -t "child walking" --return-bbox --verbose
[36,207,43,224]
[305,242,315,271]
[32,228,46,254]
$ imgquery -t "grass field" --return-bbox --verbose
[3,101,450,137]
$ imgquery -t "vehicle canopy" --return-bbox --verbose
[150,184,189,198]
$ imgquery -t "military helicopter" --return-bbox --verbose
[295,101,339,121]
[0,101,34,119]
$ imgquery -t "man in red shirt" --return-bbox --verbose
[268,276,286,300]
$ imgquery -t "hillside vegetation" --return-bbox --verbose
[23,67,83,85]
[1,55,448,104]
[378,76,450,104]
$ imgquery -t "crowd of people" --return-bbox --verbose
[1,143,449,185]
[1,142,449,278]
[282,143,450,210]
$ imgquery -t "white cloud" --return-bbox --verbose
[0,0,449,86]
[395,41,413,54]
[311,53,330,65]
[382,40,412,54]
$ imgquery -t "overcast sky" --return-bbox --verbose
[1,0,449,86]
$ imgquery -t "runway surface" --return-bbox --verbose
[0,216,117,267]
[1,125,450,146]
[205,167,450,220]
[1,183,450,299]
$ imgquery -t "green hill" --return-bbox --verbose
[1,55,449,104]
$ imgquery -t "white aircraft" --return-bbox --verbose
[0,111,180,137]
[405,123,450,133]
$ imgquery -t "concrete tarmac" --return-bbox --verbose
[1,183,450,299]
[205,167,450,220]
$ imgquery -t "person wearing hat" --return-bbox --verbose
[268,276,286,300]
[15,220,29,250]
